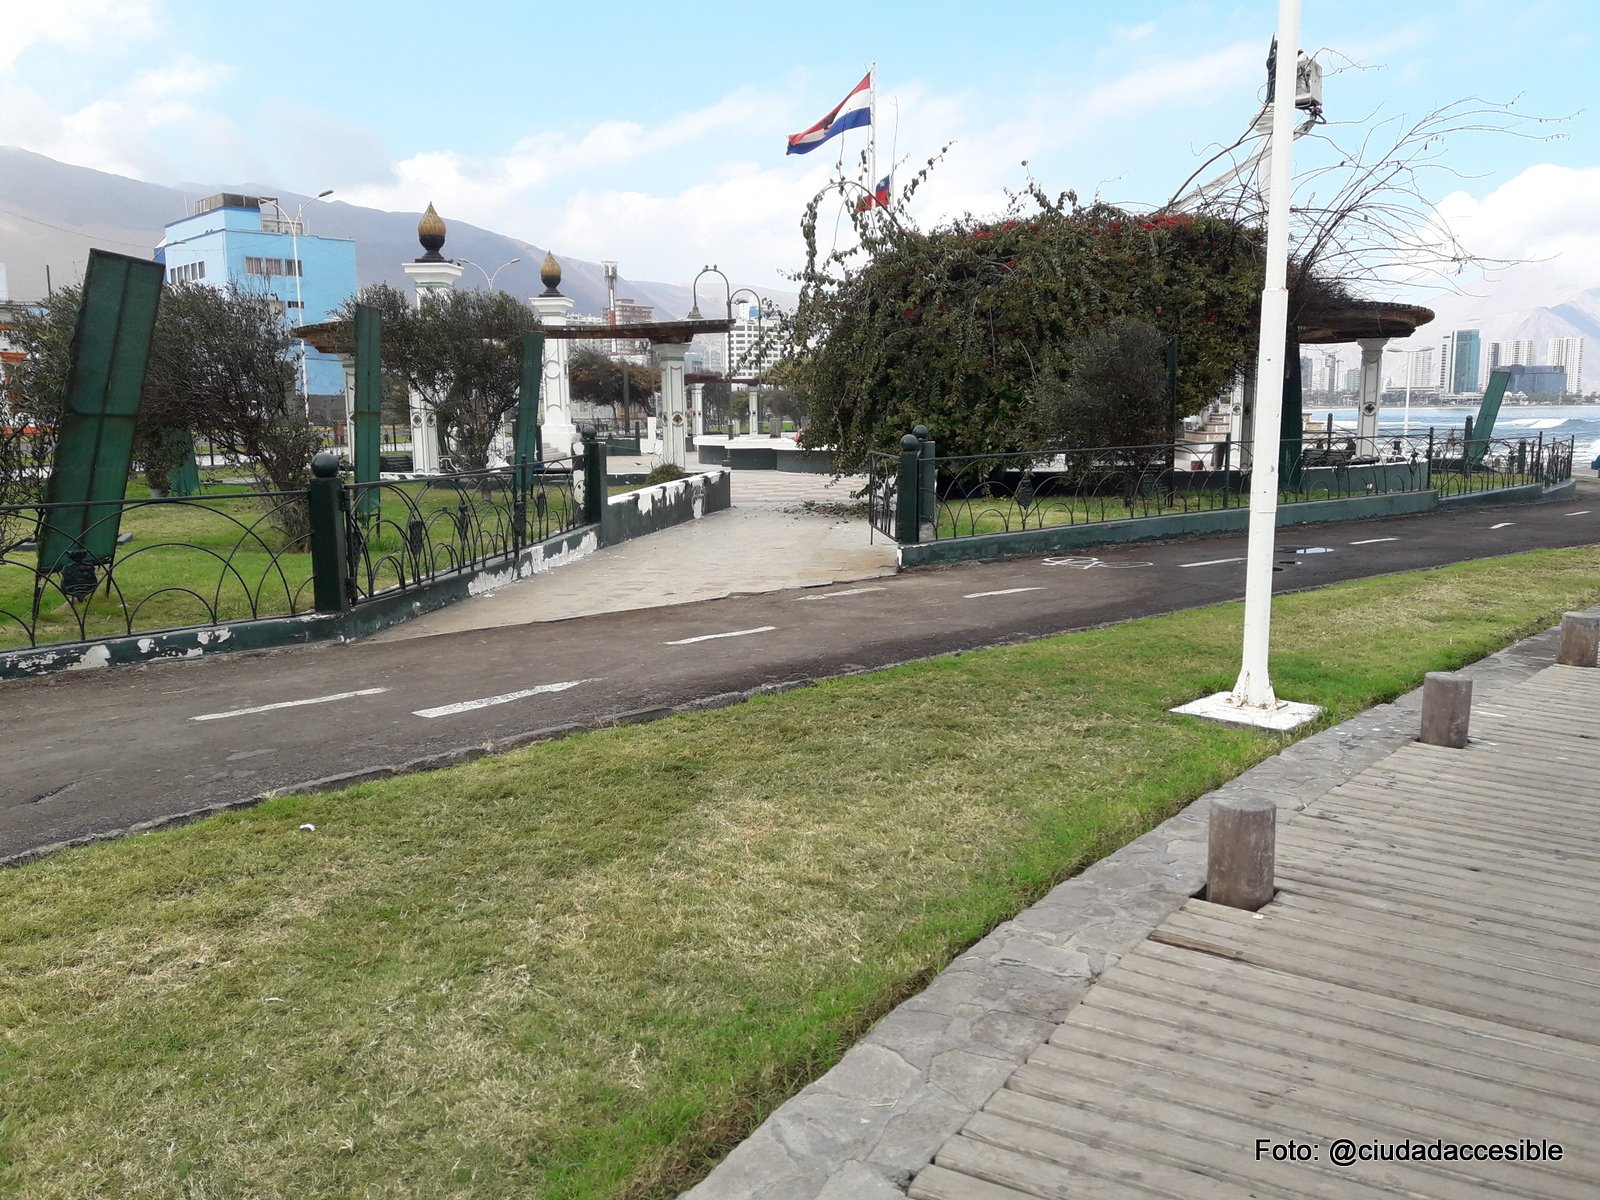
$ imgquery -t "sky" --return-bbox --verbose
[3,0,1597,344]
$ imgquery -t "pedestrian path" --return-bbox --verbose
[910,664,1600,1199]
[375,468,894,640]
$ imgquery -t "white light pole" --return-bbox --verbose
[458,257,521,290]
[1230,0,1303,715]
[1386,345,1422,438]
[1175,0,1320,731]
[268,189,334,417]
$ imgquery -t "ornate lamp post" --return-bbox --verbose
[458,256,521,290]
[688,263,734,431]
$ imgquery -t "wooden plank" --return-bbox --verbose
[1050,1003,1600,1128]
[1159,904,1600,1004]
[1297,798,1600,858]
[1312,784,1600,838]
[1099,953,1600,1101]
[1273,857,1600,928]
[1385,749,1600,792]
[1269,890,1600,962]
[909,1164,1054,1200]
[1004,1058,1597,1196]
[966,1105,1373,1200]
[1235,897,1600,981]
[1272,835,1600,908]
[1305,784,1600,838]
[1273,874,1600,943]
[1149,912,1600,1040]
[1332,769,1600,819]
[935,1130,1247,1200]
[1278,823,1600,889]
[1122,940,1600,1066]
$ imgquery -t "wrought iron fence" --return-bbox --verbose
[911,429,1574,542]
[0,489,315,649]
[344,459,580,604]
[863,450,899,539]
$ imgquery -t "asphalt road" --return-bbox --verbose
[5,499,1598,861]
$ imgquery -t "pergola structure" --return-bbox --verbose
[1298,300,1435,455]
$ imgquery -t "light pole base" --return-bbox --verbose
[1171,690,1322,733]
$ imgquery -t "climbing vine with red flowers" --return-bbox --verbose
[785,174,1267,467]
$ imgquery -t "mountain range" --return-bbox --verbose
[0,146,781,322]
[1,147,1592,391]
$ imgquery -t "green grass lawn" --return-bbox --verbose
[0,478,576,650]
[3,546,1599,1198]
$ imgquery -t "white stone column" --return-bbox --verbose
[1356,337,1388,456]
[656,342,690,468]
[340,356,357,451]
[689,383,705,439]
[747,387,759,434]
[1229,374,1256,470]
[532,292,576,461]
[402,258,462,474]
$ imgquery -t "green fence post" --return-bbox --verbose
[308,451,350,614]
[913,423,936,541]
[895,433,921,544]
[582,426,606,526]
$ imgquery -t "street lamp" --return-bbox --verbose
[1385,344,1426,437]
[689,263,734,429]
[266,188,334,417]
[458,257,522,290]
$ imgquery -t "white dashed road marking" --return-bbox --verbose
[413,679,596,718]
[1567,510,1591,516]
[963,587,1044,598]
[1490,522,1514,530]
[1180,557,1245,568]
[191,688,389,722]
[664,626,777,645]
[792,587,888,601]
[1348,537,1399,545]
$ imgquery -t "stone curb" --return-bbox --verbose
[680,611,1586,1198]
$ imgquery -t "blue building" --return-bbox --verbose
[1450,328,1481,395]
[154,193,357,410]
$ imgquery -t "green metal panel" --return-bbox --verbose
[167,429,200,496]
[516,331,545,468]
[353,304,382,517]
[1467,368,1512,467]
[1277,335,1304,491]
[38,250,163,572]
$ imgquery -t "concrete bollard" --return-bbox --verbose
[1206,796,1275,911]
[1557,612,1600,667]
[1419,671,1472,748]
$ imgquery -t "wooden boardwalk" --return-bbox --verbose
[911,665,1600,1200]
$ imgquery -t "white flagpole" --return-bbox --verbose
[869,60,878,199]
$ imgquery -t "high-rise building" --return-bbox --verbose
[1299,354,1314,389]
[1409,347,1437,391]
[1487,338,1536,371]
[154,193,356,399]
[1547,337,1584,394]
[1447,329,1481,395]
[1342,367,1361,393]
[727,303,786,380]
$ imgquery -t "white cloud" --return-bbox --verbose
[0,0,157,71]
[0,58,243,183]
[1430,164,1600,307]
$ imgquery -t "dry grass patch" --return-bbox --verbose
[2,546,1598,1198]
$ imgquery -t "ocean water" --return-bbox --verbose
[1303,404,1600,462]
